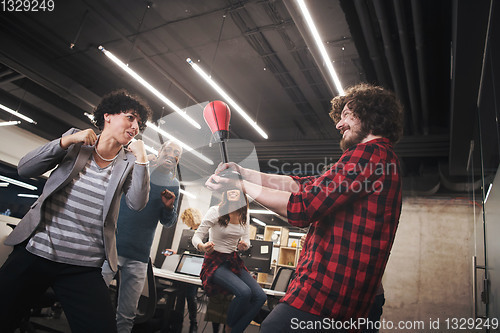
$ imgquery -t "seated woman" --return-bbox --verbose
[192,188,266,333]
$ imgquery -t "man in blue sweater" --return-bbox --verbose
[102,140,182,333]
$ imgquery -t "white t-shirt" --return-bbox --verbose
[192,205,250,254]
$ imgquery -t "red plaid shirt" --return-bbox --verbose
[283,138,402,322]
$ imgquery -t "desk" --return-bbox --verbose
[262,288,286,297]
[152,267,285,331]
[153,267,202,286]
[153,267,286,298]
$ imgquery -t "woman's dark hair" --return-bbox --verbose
[92,89,152,131]
[217,190,249,227]
[330,83,404,144]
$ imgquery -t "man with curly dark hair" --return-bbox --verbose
[0,89,152,333]
[330,83,403,333]
[330,83,403,150]
[206,83,404,332]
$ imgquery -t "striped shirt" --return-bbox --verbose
[27,157,113,267]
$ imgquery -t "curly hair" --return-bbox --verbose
[92,89,152,131]
[217,190,248,227]
[180,208,202,230]
[330,83,404,144]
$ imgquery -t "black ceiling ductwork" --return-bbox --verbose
[393,0,421,136]
[0,0,498,198]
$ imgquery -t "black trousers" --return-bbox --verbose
[174,282,198,324]
[0,244,117,333]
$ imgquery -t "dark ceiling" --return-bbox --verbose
[0,0,499,199]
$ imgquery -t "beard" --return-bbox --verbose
[340,126,369,152]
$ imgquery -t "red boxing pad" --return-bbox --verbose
[203,100,231,142]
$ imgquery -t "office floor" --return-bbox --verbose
[16,297,262,333]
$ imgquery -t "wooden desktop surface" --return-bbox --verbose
[152,267,286,297]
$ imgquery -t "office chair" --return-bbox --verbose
[266,267,295,310]
[254,266,295,324]
[18,288,63,333]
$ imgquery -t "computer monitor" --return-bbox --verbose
[177,229,204,255]
[240,240,273,273]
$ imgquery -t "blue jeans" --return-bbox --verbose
[102,256,148,333]
[212,263,267,333]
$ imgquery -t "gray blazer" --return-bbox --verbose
[5,128,150,272]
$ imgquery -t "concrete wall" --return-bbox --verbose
[382,197,475,332]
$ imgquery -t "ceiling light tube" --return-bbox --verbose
[0,175,37,190]
[0,104,37,124]
[129,138,157,155]
[98,46,201,129]
[289,232,306,237]
[0,182,9,187]
[0,121,21,127]
[146,121,214,165]
[186,58,269,139]
[18,194,39,198]
[485,183,493,203]
[179,188,197,199]
[251,217,267,226]
[296,0,344,96]
[249,209,277,215]
[144,145,158,155]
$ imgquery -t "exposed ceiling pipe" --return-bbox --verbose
[135,46,199,105]
[0,73,25,84]
[402,175,440,196]
[0,89,88,137]
[372,0,409,123]
[81,0,199,106]
[254,134,449,163]
[0,33,100,112]
[254,1,333,138]
[353,0,390,87]
[0,67,15,76]
[393,0,422,135]
[282,0,336,96]
[411,0,430,135]
[439,162,483,192]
